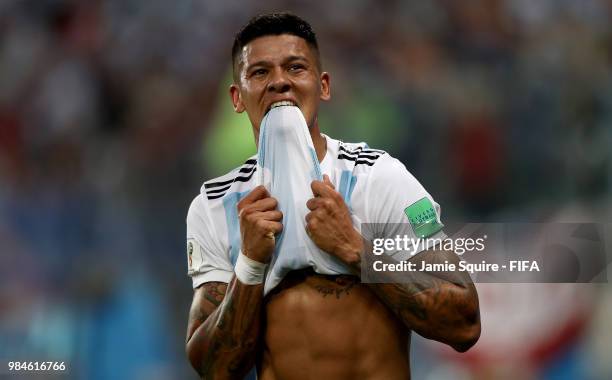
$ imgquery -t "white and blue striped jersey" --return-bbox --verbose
[186,134,444,292]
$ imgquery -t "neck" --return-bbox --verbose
[310,121,327,162]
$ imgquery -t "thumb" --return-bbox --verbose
[323,174,335,189]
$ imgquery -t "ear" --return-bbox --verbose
[320,72,331,101]
[229,84,245,113]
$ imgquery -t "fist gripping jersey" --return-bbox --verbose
[256,105,355,294]
[186,106,445,294]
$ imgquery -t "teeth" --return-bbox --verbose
[270,100,296,109]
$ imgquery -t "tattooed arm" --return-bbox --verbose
[186,279,264,379]
[362,243,480,352]
[186,186,283,378]
[307,176,480,352]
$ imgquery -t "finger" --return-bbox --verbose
[306,209,327,225]
[323,174,335,189]
[251,210,283,222]
[259,220,283,235]
[306,218,318,235]
[240,199,278,220]
[306,226,313,240]
[311,180,336,198]
[306,197,325,211]
[239,186,270,208]
[245,197,278,213]
[305,211,313,223]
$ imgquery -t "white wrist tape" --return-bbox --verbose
[234,251,268,285]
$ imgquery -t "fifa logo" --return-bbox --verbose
[188,241,194,268]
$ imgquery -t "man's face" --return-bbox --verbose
[230,34,330,139]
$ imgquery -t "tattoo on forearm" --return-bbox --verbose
[364,248,476,332]
[383,282,430,321]
[187,279,264,378]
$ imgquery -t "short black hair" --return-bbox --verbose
[232,12,320,80]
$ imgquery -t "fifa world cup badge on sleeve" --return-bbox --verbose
[404,197,443,238]
[187,239,202,272]
[187,241,194,269]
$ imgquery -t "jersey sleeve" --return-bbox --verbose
[364,154,446,259]
[186,194,233,288]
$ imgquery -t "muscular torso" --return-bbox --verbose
[258,268,411,380]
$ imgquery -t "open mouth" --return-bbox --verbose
[267,100,297,113]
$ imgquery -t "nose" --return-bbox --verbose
[267,68,290,93]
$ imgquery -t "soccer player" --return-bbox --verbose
[185,12,480,380]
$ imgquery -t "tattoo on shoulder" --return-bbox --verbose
[314,275,357,299]
[202,282,227,307]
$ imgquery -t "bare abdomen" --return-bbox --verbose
[260,270,410,380]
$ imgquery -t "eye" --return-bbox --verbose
[251,68,267,77]
[288,64,305,72]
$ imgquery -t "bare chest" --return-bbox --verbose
[260,269,410,380]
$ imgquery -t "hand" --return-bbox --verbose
[306,175,364,267]
[237,186,283,263]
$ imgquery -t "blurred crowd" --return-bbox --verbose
[0,0,611,379]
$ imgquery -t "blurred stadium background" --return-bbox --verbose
[1,0,611,379]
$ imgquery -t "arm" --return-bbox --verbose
[185,186,283,378]
[360,242,480,352]
[307,176,480,352]
[186,279,264,379]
